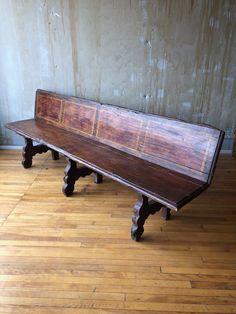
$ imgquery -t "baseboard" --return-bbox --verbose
[0,145,22,150]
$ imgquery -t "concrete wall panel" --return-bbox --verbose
[0,0,235,148]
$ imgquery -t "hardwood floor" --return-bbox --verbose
[0,150,236,313]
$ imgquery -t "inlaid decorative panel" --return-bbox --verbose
[63,101,96,136]
[36,94,62,123]
[34,90,222,182]
[97,107,142,150]
[143,119,218,174]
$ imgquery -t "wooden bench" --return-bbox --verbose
[6,90,224,241]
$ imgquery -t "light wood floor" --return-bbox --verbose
[0,150,236,314]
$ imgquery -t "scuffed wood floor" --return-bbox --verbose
[0,150,236,314]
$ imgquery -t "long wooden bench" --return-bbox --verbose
[6,90,224,241]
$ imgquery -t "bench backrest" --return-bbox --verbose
[35,90,224,183]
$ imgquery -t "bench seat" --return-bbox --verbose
[7,118,207,210]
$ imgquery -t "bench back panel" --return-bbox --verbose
[36,90,224,183]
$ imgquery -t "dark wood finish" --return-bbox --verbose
[5,89,225,241]
[6,119,208,209]
[63,158,103,197]
[51,150,59,160]
[63,159,92,197]
[97,107,142,150]
[34,90,224,182]
[63,101,97,135]
[131,195,163,241]
[22,137,57,168]
[63,159,78,197]
[22,138,34,169]
[36,94,62,123]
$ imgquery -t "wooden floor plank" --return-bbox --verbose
[0,150,236,313]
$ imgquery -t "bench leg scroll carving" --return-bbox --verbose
[22,137,59,168]
[22,138,50,168]
[131,195,162,241]
[22,138,34,169]
[63,159,103,197]
[63,159,80,197]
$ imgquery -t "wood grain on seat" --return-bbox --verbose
[6,119,208,210]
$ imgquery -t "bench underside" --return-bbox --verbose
[6,119,208,210]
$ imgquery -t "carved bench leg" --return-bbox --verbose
[131,195,162,241]
[161,207,171,220]
[22,138,34,169]
[63,159,79,196]
[22,137,59,168]
[63,159,96,196]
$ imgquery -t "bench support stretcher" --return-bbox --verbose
[63,158,103,197]
[131,195,171,241]
[22,137,59,169]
